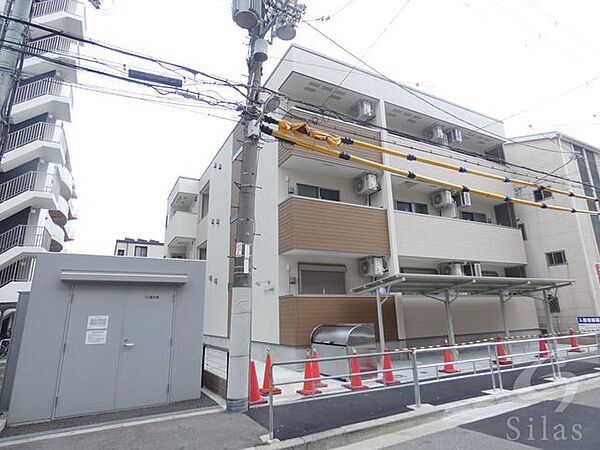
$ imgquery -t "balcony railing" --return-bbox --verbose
[31,0,80,18]
[0,256,36,289]
[14,78,71,105]
[4,122,66,154]
[0,171,58,204]
[25,34,80,60]
[0,226,51,256]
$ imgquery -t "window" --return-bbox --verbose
[534,188,553,202]
[134,246,148,257]
[548,295,561,313]
[200,183,210,219]
[298,264,346,294]
[116,249,125,256]
[297,184,340,202]
[545,250,567,266]
[518,223,527,241]
[197,241,207,260]
[505,266,527,278]
[395,201,429,215]
[461,211,487,223]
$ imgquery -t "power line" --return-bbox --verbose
[304,21,571,156]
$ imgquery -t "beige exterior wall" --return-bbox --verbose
[114,241,164,258]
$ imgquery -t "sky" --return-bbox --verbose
[65,0,600,255]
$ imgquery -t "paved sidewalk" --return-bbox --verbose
[0,409,267,450]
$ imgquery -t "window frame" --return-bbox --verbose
[116,249,125,256]
[395,200,429,215]
[134,246,148,257]
[545,250,567,266]
[297,183,340,202]
[534,188,553,202]
[298,263,346,295]
[200,183,210,219]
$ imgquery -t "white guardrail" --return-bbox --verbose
[0,171,59,204]
[13,78,72,105]
[0,225,51,255]
[31,0,80,18]
[265,332,600,440]
[4,122,65,154]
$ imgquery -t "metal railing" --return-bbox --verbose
[0,225,51,255]
[266,332,600,440]
[13,78,71,105]
[0,256,36,288]
[25,34,80,60]
[31,0,80,18]
[4,122,66,154]
[0,171,58,204]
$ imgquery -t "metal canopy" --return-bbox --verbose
[352,273,573,297]
[351,273,574,351]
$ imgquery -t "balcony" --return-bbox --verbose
[279,295,398,346]
[0,171,60,222]
[165,211,196,247]
[68,198,77,220]
[279,196,390,256]
[56,164,74,200]
[0,256,36,301]
[394,211,527,265]
[30,0,85,39]
[23,35,81,82]
[168,177,199,211]
[45,220,65,251]
[49,194,69,227]
[2,122,67,172]
[0,226,51,268]
[11,78,73,124]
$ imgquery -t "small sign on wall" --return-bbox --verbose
[85,330,107,345]
[578,316,600,333]
[85,315,109,345]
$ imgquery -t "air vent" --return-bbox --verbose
[303,87,317,92]
[308,81,321,88]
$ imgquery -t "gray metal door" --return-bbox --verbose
[114,285,175,410]
[55,285,125,418]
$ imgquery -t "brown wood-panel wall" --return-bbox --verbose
[279,295,398,346]
[279,197,390,255]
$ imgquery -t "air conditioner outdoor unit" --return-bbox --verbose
[353,100,375,122]
[431,189,454,209]
[440,262,464,276]
[354,172,379,196]
[447,128,462,144]
[359,256,387,278]
[463,262,482,277]
[454,191,472,208]
[428,125,447,144]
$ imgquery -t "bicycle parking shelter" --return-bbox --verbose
[352,273,574,351]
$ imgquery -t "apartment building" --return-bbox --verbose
[114,237,164,258]
[504,133,600,332]
[0,0,83,333]
[164,45,581,358]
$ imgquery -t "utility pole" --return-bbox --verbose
[0,0,33,155]
[228,0,305,412]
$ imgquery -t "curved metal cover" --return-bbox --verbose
[311,323,375,346]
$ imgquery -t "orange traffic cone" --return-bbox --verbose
[311,348,327,388]
[296,349,321,397]
[537,333,549,359]
[496,335,511,365]
[376,348,401,385]
[568,327,582,353]
[343,348,369,391]
[249,360,267,405]
[440,339,460,373]
[260,348,282,396]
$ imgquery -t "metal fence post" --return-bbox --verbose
[269,362,274,441]
[487,344,496,391]
[550,337,561,379]
[411,350,421,407]
[493,344,503,390]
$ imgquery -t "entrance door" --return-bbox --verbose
[55,285,125,418]
[114,285,175,410]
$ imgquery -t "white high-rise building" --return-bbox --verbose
[0,0,84,334]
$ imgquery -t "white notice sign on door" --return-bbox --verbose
[85,330,107,345]
[87,315,109,329]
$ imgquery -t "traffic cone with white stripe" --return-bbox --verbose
[568,327,583,353]
[440,339,460,373]
[537,333,549,359]
[343,348,369,391]
[496,335,511,365]
[376,347,401,385]
[260,348,281,396]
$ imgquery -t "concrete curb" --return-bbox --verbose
[252,372,600,450]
